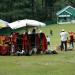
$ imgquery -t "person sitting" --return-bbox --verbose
[16,48,25,56]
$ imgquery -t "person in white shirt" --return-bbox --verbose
[47,35,50,45]
[60,29,68,51]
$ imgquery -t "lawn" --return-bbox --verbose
[0,23,75,75]
[0,51,75,75]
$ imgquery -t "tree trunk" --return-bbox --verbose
[32,0,37,19]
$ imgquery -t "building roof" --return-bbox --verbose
[56,6,75,17]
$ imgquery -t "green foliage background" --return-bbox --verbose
[0,0,75,22]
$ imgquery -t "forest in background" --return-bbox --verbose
[0,0,75,23]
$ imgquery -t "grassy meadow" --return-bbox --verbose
[0,23,75,75]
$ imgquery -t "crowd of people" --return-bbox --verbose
[10,28,75,55]
[8,28,48,55]
[0,28,75,55]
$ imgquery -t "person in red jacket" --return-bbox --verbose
[69,31,75,48]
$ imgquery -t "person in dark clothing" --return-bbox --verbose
[50,29,53,36]
[31,28,37,54]
[17,35,23,50]
[31,28,36,47]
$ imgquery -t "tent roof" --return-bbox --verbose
[56,6,75,16]
[0,19,9,29]
[8,19,46,29]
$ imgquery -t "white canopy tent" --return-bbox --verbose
[0,19,9,29]
[8,19,46,29]
[8,20,27,29]
[26,19,46,27]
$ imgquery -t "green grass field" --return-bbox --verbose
[0,23,75,75]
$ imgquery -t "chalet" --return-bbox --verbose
[56,6,75,24]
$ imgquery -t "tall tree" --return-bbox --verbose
[44,0,57,20]
[31,0,37,19]
[0,0,74,23]
[68,0,75,7]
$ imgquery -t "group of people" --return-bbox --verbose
[60,29,75,51]
[9,28,48,55]
[46,29,75,51]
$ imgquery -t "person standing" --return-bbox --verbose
[69,31,75,48]
[47,35,50,46]
[50,29,53,36]
[60,29,68,51]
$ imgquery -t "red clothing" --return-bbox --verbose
[42,33,47,51]
[22,34,31,50]
[11,33,18,52]
[0,45,9,55]
[69,32,74,41]
[38,33,47,52]
[22,34,28,50]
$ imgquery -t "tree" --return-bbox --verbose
[68,0,75,7]
[0,0,74,23]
